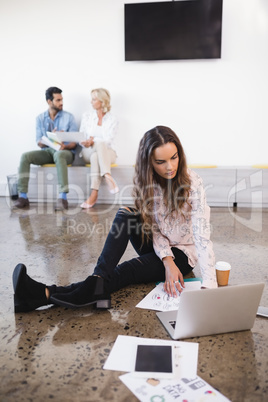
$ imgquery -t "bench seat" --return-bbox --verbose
[26,165,268,207]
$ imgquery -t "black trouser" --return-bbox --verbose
[49,208,193,295]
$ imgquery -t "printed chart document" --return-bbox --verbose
[119,372,231,402]
[40,136,61,151]
[136,280,202,312]
[103,335,199,380]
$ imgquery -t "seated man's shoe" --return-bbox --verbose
[55,199,68,211]
[13,263,48,313]
[50,276,111,309]
[13,197,30,209]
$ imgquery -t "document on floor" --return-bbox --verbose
[136,280,202,312]
[103,335,199,380]
[119,372,231,402]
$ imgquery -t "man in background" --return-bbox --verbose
[14,87,78,211]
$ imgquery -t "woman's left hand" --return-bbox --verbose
[162,256,185,297]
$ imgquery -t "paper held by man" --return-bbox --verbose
[46,131,86,143]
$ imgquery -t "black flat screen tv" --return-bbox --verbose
[124,0,223,61]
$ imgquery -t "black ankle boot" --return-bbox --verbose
[50,276,111,309]
[47,281,84,300]
[13,263,48,313]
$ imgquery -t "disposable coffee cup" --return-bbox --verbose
[215,261,231,286]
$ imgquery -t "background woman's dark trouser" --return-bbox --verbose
[48,208,193,296]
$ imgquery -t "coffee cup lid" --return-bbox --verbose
[215,261,231,271]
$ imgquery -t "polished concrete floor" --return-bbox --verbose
[0,198,267,402]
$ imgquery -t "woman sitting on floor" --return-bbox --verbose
[12,125,217,313]
[80,88,118,209]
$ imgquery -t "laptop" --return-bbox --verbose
[156,283,265,339]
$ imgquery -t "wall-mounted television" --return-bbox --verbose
[124,0,223,61]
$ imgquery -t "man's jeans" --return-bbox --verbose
[18,148,74,194]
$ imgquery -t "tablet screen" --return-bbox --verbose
[135,345,173,374]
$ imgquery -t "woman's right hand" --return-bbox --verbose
[162,256,185,297]
[81,137,94,148]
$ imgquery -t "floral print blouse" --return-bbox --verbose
[152,169,218,289]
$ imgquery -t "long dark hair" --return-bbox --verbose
[133,126,191,238]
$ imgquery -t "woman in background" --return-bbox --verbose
[80,88,118,209]
[12,126,217,313]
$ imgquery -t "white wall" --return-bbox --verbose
[0,0,268,195]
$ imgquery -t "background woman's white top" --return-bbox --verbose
[79,110,118,154]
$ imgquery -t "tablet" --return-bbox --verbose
[134,344,175,379]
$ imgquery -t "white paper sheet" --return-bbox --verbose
[46,131,86,143]
[103,335,199,380]
[136,281,202,311]
[120,372,231,402]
